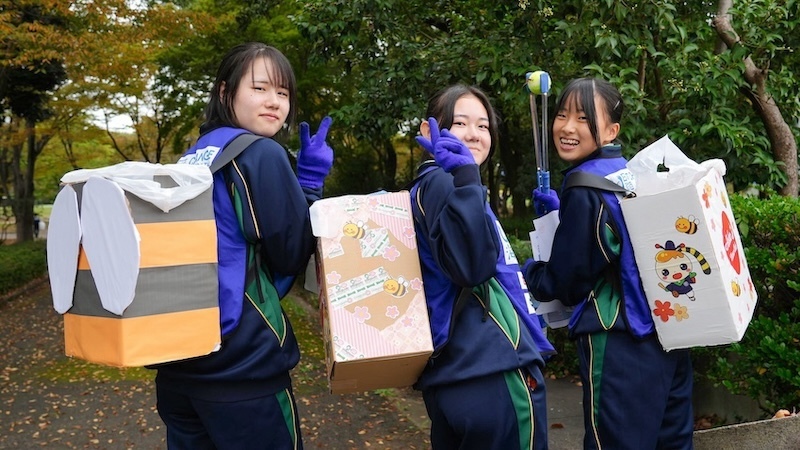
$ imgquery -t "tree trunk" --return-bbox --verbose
[382,139,398,191]
[13,119,36,242]
[713,0,799,197]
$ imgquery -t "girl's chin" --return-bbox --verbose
[557,150,578,162]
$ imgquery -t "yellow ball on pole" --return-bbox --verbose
[525,71,550,95]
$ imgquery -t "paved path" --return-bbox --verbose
[0,280,585,449]
[1,225,48,244]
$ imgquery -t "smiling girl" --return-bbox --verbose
[410,84,554,450]
[524,77,694,449]
[156,42,334,450]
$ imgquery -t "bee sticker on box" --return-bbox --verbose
[383,276,409,298]
[674,215,698,235]
[343,220,368,239]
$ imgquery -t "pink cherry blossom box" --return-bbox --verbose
[310,191,433,394]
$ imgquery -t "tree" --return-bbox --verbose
[67,1,218,163]
[0,0,219,243]
[0,0,69,242]
[294,1,549,206]
[712,0,798,197]
[295,0,799,214]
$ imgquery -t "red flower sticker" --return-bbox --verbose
[653,300,675,322]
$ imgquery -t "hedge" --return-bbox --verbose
[0,239,47,295]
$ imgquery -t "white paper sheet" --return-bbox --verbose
[529,210,573,328]
[530,210,559,261]
[48,186,82,314]
[304,254,319,294]
[80,177,141,315]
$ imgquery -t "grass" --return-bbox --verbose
[0,204,52,226]
[35,204,52,218]
[284,289,330,393]
[37,360,154,383]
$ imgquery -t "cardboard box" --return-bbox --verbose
[48,164,221,367]
[621,168,757,351]
[310,192,433,394]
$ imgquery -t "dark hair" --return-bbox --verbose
[555,77,623,147]
[204,42,297,135]
[424,84,499,160]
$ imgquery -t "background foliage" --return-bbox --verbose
[0,240,46,294]
[696,193,800,415]
[1,0,797,218]
[1,0,799,421]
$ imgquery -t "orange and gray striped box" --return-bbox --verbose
[62,178,221,367]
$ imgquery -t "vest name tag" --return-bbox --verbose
[178,145,221,166]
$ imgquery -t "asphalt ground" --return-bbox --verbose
[0,279,584,449]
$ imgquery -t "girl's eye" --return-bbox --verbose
[452,121,466,127]
[478,124,489,130]
[556,112,567,119]
[277,89,289,98]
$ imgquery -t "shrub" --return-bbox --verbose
[500,216,534,240]
[695,193,800,415]
[507,234,532,263]
[0,240,47,295]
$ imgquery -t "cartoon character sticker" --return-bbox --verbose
[654,240,711,301]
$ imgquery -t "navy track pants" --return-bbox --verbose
[577,331,694,450]
[156,384,302,450]
[422,365,548,450]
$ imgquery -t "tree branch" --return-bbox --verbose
[712,0,798,196]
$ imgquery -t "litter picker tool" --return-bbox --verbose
[525,71,551,203]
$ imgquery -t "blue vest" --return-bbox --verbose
[487,207,556,356]
[410,167,555,355]
[564,156,655,338]
[178,127,251,336]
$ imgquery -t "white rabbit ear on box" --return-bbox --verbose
[81,176,141,316]
[700,158,727,177]
[48,185,82,314]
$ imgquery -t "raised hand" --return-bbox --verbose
[297,116,334,189]
[415,117,475,173]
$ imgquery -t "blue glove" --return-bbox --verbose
[415,117,475,172]
[533,188,560,215]
[522,257,536,273]
[297,116,334,189]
